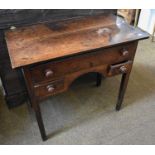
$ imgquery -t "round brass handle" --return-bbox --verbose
[119,66,127,73]
[46,85,55,93]
[121,49,129,56]
[45,69,53,77]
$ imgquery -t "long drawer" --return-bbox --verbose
[30,42,136,84]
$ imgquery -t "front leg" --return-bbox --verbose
[96,73,102,87]
[34,102,47,141]
[116,72,130,111]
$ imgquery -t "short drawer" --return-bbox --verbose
[30,42,136,84]
[108,61,133,76]
[33,79,65,98]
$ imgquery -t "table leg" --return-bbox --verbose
[116,72,130,111]
[34,103,47,141]
[96,73,102,87]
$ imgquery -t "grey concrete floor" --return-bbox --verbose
[0,39,155,144]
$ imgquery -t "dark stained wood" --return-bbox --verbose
[5,14,149,69]
[29,42,136,85]
[116,41,138,110]
[108,60,133,76]
[34,102,47,141]
[23,42,137,101]
[96,73,102,87]
[116,72,131,111]
[5,13,149,141]
[0,30,27,108]
[0,10,117,108]
[22,41,139,140]
[22,64,47,141]
[34,79,65,99]
[0,9,117,29]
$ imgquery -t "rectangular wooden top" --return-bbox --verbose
[5,14,149,68]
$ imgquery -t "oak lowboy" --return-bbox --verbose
[5,13,149,141]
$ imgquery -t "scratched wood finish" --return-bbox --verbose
[5,14,149,68]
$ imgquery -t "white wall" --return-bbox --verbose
[138,9,155,35]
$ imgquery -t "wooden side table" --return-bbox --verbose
[4,14,149,141]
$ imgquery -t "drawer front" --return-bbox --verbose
[108,61,133,76]
[34,79,65,98]
[30,42,136,84]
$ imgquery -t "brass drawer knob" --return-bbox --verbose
[46,85,55,93]
[121,49,129,56]
[45,69,53,77]
[119,66,127,73]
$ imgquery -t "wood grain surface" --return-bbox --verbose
[5,14,149,68]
